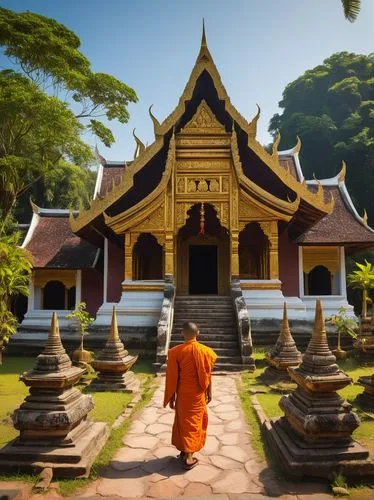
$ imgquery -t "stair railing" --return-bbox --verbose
[231,277,255,370]
[154,275,176,371]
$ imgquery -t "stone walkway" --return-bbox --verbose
[75,375,332,499]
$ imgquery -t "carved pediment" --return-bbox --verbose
[239,199,270,220]
[181,100,226,134]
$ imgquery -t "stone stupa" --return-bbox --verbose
[265,302,302,373]
[0,313,108,478]
[265,300,374,478]
[90,306,139,392]
[357,374,374,411]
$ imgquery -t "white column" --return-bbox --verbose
[340,246,347,298]
[103,238,108,303]
[75,270,82,308]
[298,246,304,297]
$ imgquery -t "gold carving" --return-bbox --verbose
[209,178,219,192]
[181,100,225,134]
[132,204,165,233]
[222,177,229,192]
[197,179,208,192]
[187,179,197,192]
[177,178,185,193]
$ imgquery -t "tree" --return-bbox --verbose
[0,230,32,364]
[347,260,374,317]
[341,0,361,22]
[269,52,374,222]
[0,7,137,222]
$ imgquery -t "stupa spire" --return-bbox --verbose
[201,19,207,47]
[110,306,120,342]
[42,312,66,357]
[265,302,301,373]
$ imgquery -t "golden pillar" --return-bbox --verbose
[231,231,239,278]
[268,221,279,280]
[260,221,279,280]
[164,232,174,277]
[124,232,133,281]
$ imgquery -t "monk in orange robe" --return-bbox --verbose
[163,321,217,469]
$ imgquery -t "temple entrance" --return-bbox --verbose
[189,245,218,294]
[177,203,229,295]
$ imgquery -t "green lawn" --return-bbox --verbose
[0,356,154,447]
[240,348,374,470]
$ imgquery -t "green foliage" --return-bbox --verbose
[341,0,361,22]
[0,7,137,221]
[66,302,94,350]
[0,230,32,361]
[327,306,358,351]
[269,52,374,222]
[347,260,374,316]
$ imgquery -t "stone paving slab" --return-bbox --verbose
[71,375,334,499]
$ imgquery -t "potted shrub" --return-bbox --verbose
[66,302,94,364]
[347,260,374,318]
[327,306,358,360]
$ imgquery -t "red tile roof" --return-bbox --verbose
[24,210,100,268]
[295,184,374,248]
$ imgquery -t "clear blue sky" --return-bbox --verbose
[1,0,373,161]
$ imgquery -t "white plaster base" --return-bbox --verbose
[301,296,355,320]
[21,309,75,330]
[94,280,164,327]
[241,280,306,320]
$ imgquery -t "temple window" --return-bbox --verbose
[133,233,163,280]
[307,266,332,295]
[239,223,269,279]
[31,270,78,310]
[302,246,341,296]
[43,281,66,310]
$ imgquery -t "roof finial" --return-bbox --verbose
[248,104,260,137]
[363,209,368,226]
[149,105,162,139]
[272,129,281,159]
[338,160,346,183]
[201,18,207,47]
[133,128,145,159]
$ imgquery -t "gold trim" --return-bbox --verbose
[240,281,281,290]
[104,134,176,233]
[231,130,300,216]
[122,283,165,292]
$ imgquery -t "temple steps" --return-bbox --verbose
[170,295,244,371]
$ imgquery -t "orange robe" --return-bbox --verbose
[163,339,217,453]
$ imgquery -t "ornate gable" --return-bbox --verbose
[181,100,225,135]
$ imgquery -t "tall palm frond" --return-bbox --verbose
[341,0,362,22]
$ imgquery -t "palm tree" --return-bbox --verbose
[347,260,374,317]
[0,230,32,364]
[341,0,361,22]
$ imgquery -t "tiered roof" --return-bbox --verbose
[22,202,100,269]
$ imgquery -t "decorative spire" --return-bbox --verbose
[272,129,281,159]
[110,306,120,342]
[201,18,207,47]
[133,129,145,159]
[298,299,338,375]
[294,136,301,154]
[94,146,107,166]
[281,302,292,343]
[248,104,260,137]
[363,209,368,226]
[149,105,162,139]
[338,160,346,182]
[43,312,66,356]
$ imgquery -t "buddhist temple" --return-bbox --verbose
[17,25,374,368]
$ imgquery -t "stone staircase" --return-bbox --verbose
[169,295,244,371]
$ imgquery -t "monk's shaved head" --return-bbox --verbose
[182,321,199,339]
